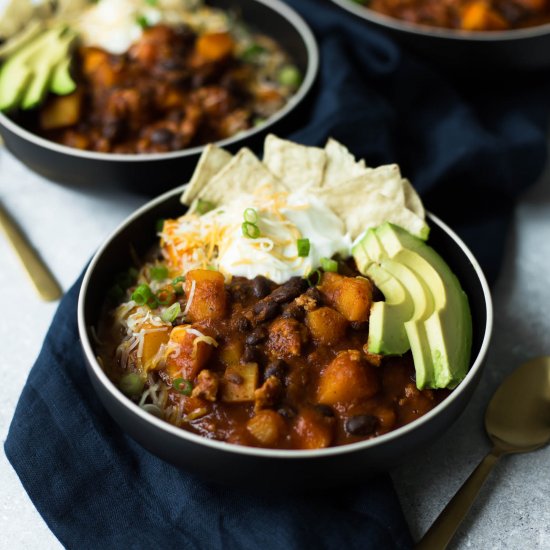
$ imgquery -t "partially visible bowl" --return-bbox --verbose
[0,0,318,195]
[330,0,550,71]
[78,185,493,490]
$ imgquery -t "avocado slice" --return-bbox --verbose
[352,222,472,389]
[50,56,76,95]
[0,25,76,112]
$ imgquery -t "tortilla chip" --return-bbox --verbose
[194,147,285,206]
[322,138,369,187]
[180,144,233,205]
[263,134,326,190]
[402,178,425,218]
[319,180,428,240]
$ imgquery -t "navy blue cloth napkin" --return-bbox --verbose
[5,0,550,548]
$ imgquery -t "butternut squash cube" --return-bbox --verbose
[40,91,82,130]
[246,410,286,447]
[219,340,243,366]
[291,409,334,450]
[165,325,214,380]
[196,32,235,61]
[141,326,170,371]
[320,272,373,322]
[306,307,347,345]
[185,269,227,322]
[317,350,380,406]
[221,363,259,403]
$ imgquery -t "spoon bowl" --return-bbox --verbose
[486,356,550,453]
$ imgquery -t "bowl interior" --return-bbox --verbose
[80,186,492,459]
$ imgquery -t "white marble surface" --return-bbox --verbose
[1,144,549,549]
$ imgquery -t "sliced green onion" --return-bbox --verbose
[306,269,322,288]
[161,302,181,323]
[278,65,302,88]
[119,373,144,397]
[320,257,338,273]
[150,265,168,281]
[156,286,175,306]
[196,199,215,215]
[297,238,310,257]
[173,378,193,396]
[253,117,266,127]
[136,14,150,29]
[131,284,158,308]
[156,219,165,233]
[145,0,157,5]
[241,43,267,62]
[242,221,260,239]
[243,208,258,223]
[172,275,185,294]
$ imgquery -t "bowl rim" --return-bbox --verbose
[78,184,494,460]
[330,0,550,42]
[0,0,319,163]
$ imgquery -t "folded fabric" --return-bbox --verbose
[5,0,550,548]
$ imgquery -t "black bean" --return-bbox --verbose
[350,321,369,331]
[246,326,267,345]
[269,277,308,304]
[281,303,304,321]
[264,359,288,382]
[344,415,378,436]
[251,275,273,299]
[278,405,297,419]
[234,316,251,332]
[304,287,323,304]
[242,345,259,363]
[160,59,184,71]
[251,300,279,324]
[150,128,174,145]
[315,404,335,418]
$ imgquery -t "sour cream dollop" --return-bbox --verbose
[161,189,352,284]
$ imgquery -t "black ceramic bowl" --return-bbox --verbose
[0,0,318,195]
[78,185,493,490]
[330,0,550,71]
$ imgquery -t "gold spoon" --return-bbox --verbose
[0,199,63,301]
[416,356,550,550]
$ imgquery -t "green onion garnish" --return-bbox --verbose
[172,275,185,294]
[320,257,338,273]
[145,0,157,5]
[243,208,258,223]
[253,117,266,127]
[161,302,181,323]
[277,65,302,88]
[242,221,260,239]
[119,373,144,397]
[136,14,150,29]
[196,199,215,215]
[297,238,310,257]
[131,284,158,308]
[150,265,168,281]
[306,269,322,288]
[156,219,165,233]
[241,43,267,62]
[173,378,193,396]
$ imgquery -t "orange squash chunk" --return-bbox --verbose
[195,32,235,61]
[165,325,214,380]
[291,409,334,450]
[246,410,286,447]
[141,325,171,371]
[306,307,347,345]
[221,363,259,403]
[319,272,372,322]
[317,350,380,406]
[185,269,227,322]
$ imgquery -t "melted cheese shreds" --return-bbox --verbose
[182,279,196,317]
[160,188,351,284]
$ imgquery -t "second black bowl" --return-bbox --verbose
[0,0,318,195]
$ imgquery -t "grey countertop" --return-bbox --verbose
[1,146,549,549]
